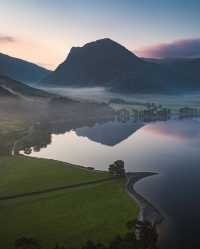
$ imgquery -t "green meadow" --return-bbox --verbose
[0,156,139,249]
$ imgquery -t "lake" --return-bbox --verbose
[21,116,200,249]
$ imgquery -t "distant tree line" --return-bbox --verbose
[116,104,200,122]
[179,107,200,118]
[116,103,171,123]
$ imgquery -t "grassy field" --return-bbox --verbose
[0,156,139,249]
[0,156,109,196]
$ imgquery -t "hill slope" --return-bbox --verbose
[0,156,138,249]
[0,53,50,83]
[0,76,51,98]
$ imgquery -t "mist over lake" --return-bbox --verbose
[39,85,200,110]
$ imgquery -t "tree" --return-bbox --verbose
[108,160,125,176]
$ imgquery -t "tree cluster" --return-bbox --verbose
[14,219,158,249]
[108,160,125,176]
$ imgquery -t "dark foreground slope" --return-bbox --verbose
[0,53,50,83]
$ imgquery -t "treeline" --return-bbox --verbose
[116,103,171,123]
[116,104,200,123]
[14,219,158,249]
[179,107,200,118]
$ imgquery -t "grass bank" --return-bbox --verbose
[0,156,108,196]
[0,156,139,249]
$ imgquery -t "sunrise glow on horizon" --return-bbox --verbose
[1,0,200,69]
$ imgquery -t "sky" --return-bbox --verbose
[0,0,200,69]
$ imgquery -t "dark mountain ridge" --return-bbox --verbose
[43,38,143,86]
[40,38,200,93]
[0,53,50,83]
[143,57,200,90]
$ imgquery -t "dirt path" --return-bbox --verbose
[0,177,116,201]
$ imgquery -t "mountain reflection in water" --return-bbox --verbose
[19,117,200,249]
[76,119,143,146]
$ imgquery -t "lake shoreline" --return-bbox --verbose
[126,172,164,225]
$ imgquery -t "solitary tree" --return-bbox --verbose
[108,160,125,176]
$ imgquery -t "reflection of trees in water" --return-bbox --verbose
[19,126,52,155]
[1,104,172,156]
[0,122,52,156]
[116,105,200,122]
[0,130,27,156]
[8,116,117,156]
[0,100,115,156]
[116,105,171,123]
[179,107,200,119]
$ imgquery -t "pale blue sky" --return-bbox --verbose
[0,0,199,68]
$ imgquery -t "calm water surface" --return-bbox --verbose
[25,118,200,249]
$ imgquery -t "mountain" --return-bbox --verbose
[0,76,52,98]
[42,38,200,93]
[143,57,200,90]
[75,119,143,146]
[42,38,142,85]
[0,53,50,83]
[157,58,200,90]
[42,38,168,92]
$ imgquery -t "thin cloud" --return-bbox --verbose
[0,34,16,43]
[135,38,200,58]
